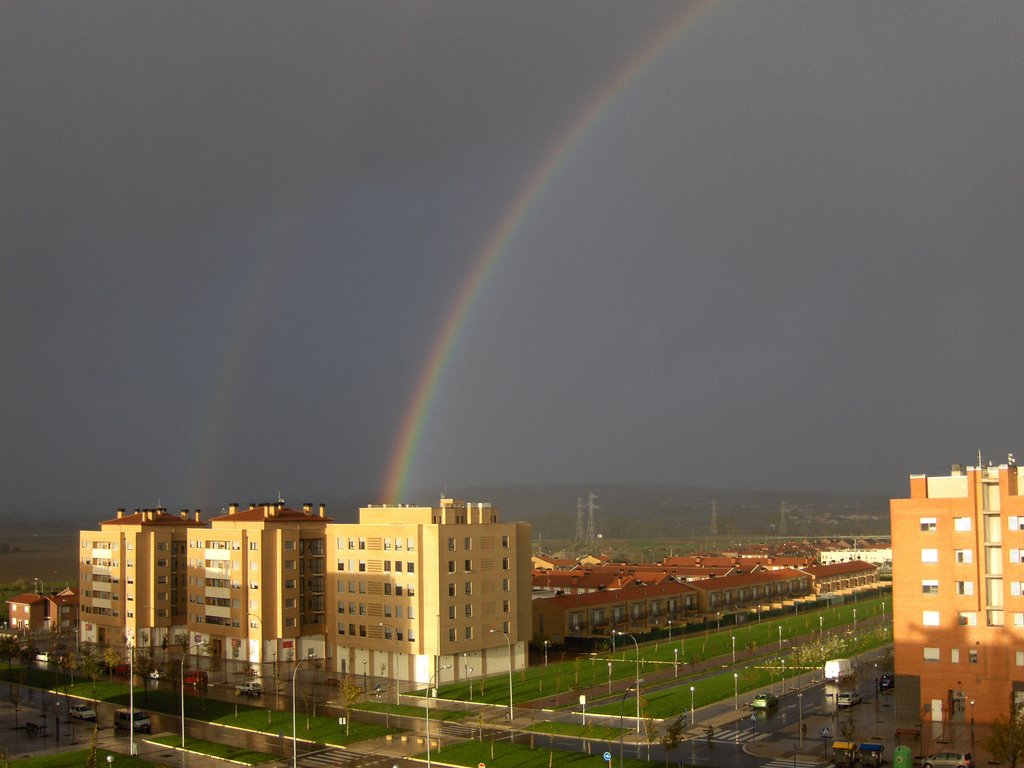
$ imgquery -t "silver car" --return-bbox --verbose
[923,753,974,768]
[837,691,862,708]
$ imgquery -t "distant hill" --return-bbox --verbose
[406,482,892,540]
[0,482,892,541]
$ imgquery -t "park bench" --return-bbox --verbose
[895,726,920,741]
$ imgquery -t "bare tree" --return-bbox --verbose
[659,714,686,767]
[986,696,1024,768]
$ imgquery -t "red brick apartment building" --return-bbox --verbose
[892,460,1024,726]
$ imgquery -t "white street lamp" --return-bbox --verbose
[690,685,695,726]
[731,635,736,663]
[490,629,514,721]
[733,672,739,710]
[616,631,641,733]
[778,625,783,651]
[292,650,316,768]
[426,663,452,768]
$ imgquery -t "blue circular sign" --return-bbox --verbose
[603,752,612,762]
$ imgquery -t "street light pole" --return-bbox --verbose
[690,685,695,727]
[426,663,452,768]
[733,672,739,710]
[798,692,804,749]
[490,629,514,721]
[616,631,641,733]
[778,625,783,651]
[292,650,315,768]
[180,653,187,768]
[732,635,736,663]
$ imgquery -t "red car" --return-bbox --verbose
[112,663,131,676]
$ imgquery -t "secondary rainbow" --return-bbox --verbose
[383,0,717,503]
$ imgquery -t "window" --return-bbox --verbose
[448,561,456,574]
[1013,549,1023,563]
[502,557,510,570]
[464,581,472,595]
[502,578,510,592]
[359,561,367,572]
[464,626,473,640]
[957,612,976,626]
[988,610,1004,626]
[285,579,295,589]
[384,561,391,572]
[407,562,414,573]
[920,517,937,532]
[1015,613,1024,628]
[1009,517,1024,531]
[447,538,456,552]
[284,540,295,550]
[359,538,366,550]
[1017,651,1024,667]
[922,580,939,594]
[501,535,510,548]
[951,648,960,663]
[969,649,978,664]
[464,604,473,618]
[955,549,973,564]
[464,537,472,550]
[923,611,940,626]
[449,628,456,642]
[923,647,940,662]
[954,517,972,532]
[285,598,296,609]
[448,606,456,619]
[464,559,472,572]
[921,549,939,563]
[956,581,974,596]
[384,583,392,595]
[503,599,510,613]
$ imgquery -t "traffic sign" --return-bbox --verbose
[603,752,612,762]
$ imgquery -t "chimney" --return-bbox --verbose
[180,509,188,520]
[194,510,201,523]
[303,503,312,515]
[117,509,125,519]
[319,504,326,518]
[264,505,271,519]
[229,503,238,515]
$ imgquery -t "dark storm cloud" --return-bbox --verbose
[2,1,1022,517]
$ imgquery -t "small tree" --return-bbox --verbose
[641,697,659,760]
[134,650,157,701]
[986,696,1024,768]
[80,649,101,694]
[0,635,19,671]
[103,647,121,679]
[339,676,361,736]
[659,714,686,767]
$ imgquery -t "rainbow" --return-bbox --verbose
[383,0,717,503]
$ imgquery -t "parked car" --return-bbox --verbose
[325,678,341,687]
[837,691,862,708]
[114,709,151,733]
[184,670,208,687]
[235,681,263,696]
[879,674,895,692]
[923,752,974,768]
[751,693,778,709]
[69,704,97,721]
[112,663,131,677]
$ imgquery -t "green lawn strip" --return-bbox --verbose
[427,595,889,709]
[358,699,470,721]
[414,739,662,768]
[588,624,891,719]
[214,707,395,746]
[525,720,625,740]
[148,734,273,764]
[7,748,155,768]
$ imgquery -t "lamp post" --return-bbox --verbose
[798,691,804,749]
[616,631,641,733]
[778,625,783,651]
[819,615,823,641]
[292,650,316,768]
[180,652,187,768]
[465,662,474,701]
[362,660,367,699]
[667,620,673,640]
[543,640,549,667]
[690,685,695,727]
[608,661,613,693]
[733,672,739,710]
[853,608,857,632]
[732,635,736,663]
[970,700,975,745]
[426,663,452,768]
[673,648,679,678]
[128,640,135,757]
[490,629,514,721]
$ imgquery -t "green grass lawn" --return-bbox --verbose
[426,595,889,711]
[215,705,396,746]
[148,734,274,764]
[415,739,665,768]
[526,720,626,740]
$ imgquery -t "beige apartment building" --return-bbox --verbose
[78,497,531,688]
[326,498,532,687]
[79,508,203,648]
[186,502,330,666]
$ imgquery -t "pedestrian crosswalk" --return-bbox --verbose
[703,725,759,743]
[761,758,819,768]
[298,747,374,768]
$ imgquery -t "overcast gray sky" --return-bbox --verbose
[3,1,1023,516]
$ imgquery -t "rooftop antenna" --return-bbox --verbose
[585,492,599,548]
[276,490,284,504]
[574,498,585,543]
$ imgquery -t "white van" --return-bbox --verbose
[824,658,853,681]
[114,709,151,733]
